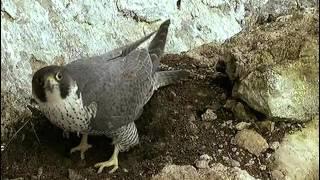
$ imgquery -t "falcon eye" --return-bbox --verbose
[55,72,63,81]
[38,78,44,86]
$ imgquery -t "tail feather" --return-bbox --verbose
[120,31,156,57]
[155,70,189,88]
[149,19,171,71]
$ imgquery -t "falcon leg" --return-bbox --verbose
[70,133,92,160]
[94,145,119,174]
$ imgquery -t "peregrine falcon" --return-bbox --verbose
[32,20,188,173]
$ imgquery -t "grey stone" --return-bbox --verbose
[259,165,267,171]
[270,141,280,150]
[201,109,217,121]
[195,154,213,169]
[224,12,319,122]
[243,0,318,27]
[229,159,241,167]
[235,122,252,130]
[152,165,200,180]
[269,119,319,180]
[152,163,257,180]
[235,129,269,156]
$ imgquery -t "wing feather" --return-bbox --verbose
[65,49,155,132]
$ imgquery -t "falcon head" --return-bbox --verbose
[32,65,74,103]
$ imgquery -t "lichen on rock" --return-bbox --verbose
[223,12,319,122]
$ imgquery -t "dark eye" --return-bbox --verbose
[38,78,44,86]
[55,72,63,81]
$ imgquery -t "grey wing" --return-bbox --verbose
[80,31,156,62]
[66,49,155,132]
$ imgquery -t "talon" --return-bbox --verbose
[94,145,119,173]
[70,134,91,160]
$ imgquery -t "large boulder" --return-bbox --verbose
[223,12,319,122]
[269,118,319,180]
[151,163,256,180]
[1,0,247,139]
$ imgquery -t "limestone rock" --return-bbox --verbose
[224,13,319,122]
[235,122,252,131]
[195,154,213,169]
[201,109,217,121]
[269,118,319,180]
[244,0,318,27]
[269,141,280,151]
[152,163,256,180]
[235,129,269,156]
[152,165,200,180]
[200,163,256,180]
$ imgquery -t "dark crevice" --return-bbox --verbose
[176,0,181,10]
[115,0,160,24]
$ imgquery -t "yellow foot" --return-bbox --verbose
[70,134,91,160]
[94,158,118,174]
[94,146,119,174]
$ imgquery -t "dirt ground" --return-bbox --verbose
[1,54,297,180]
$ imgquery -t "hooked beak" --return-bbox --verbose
[44,76,56,93]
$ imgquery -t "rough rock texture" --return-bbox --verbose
[1,0,247,139]
[152,163,257,180]
[223,12,319,122]
[224,100,257,121]
[235,129,269,156]
[151,165,199,180]
[269,118,319,180]
[243,0,318,27]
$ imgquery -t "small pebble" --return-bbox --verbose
[265,153,272,159]
[201,109,217,121]
[218,149,222,153]
[259,165,267,171]
[221,120,233,128]
[230,159,240,167]
[270,141,280,150]
[245,159,255,166]
[195,154,212,169]
[235,122,251,130]
[123,168,128,173]
[231,147,237,152]
[200,154,212,160]
[222,156,229,161]
[1,144,5,152]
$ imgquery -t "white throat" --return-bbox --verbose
[35,83,96,133]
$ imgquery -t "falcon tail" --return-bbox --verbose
[148,19,171,71]
[155,70,190,88]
